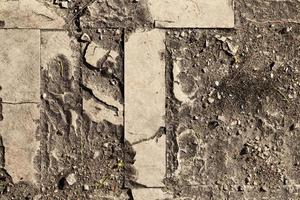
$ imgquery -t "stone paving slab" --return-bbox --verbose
[147,0,234,28]
[0,29,40,103]
[125,29,166,188]
[0,29,40,185]
[125,29,165,143]
[132,188,172,200]
[0,0,65,28]
[0,104,40,184]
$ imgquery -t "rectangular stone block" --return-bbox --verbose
[0,104,40,184]
[0,0,65,28]
[147,0,234,28]
[132,188,172,200]
[0,29,40,103]
[125,29,165,143]
[125,29,166,187]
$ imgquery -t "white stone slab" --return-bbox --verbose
[133,135,166,187]
[132,188,172,200]
[0,0,65,28]
[125,29,165,143]
[125,29,166,187]
[0,104,40,184]
[0,29,40,103]
[147,0,234,28]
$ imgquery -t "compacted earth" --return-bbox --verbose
[0,0,300,200]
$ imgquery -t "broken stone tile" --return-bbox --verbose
[133,135,166,187]
[82,30,123,125]
[147,0,234,28]
[131,188,172,200]
[0,104,40,184]
[83,98,123,125]
[125,29,165,143]
[0,0,65,28]
[84,41,119,68]
[0,29,40,103]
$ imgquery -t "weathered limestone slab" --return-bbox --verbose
[125,29,165,143]
[133,135,166,187]
[0,29,40,103]
[0,0,65,28]
[132,188,172,200]
[147,0,234,28]
[125,29,166,187]
[0,29,40,184]
[0,104,40,184]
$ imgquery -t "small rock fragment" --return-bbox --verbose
[66,173,76,186]
[81,33,91,42]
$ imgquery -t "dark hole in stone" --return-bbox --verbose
[289,124,295,131]
[58,177,67,190]
[0,21,4,28]
[208,121,219,130]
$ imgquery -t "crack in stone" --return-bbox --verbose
[1,101,39,105]
[80,83,119,115]
[132,127,165,146]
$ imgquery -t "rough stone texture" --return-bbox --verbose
[132,188,172,200]
[0,104,40,184]
[0,29,40,103]
[125,29,165,143]
[147,0,234,28]
[0,0,65,28]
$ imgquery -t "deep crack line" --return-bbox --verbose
[1,101,39,105]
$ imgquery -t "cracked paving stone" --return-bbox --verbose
[0,0,65,28]
[0,104,40,184]
[125,29,166,187]
[0,29,40,185]
[147,0,234,28]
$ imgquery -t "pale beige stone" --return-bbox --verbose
[125,29,165,143]
[133,136,166,187]
[0,29,40,102]
[0,0,65,28]
[132,188,172,200]
[0,104,40,184]
[147,0,234,28]
[83,98,123,125]
[85,41,118,68]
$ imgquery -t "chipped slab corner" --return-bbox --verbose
[132,188,172,200]
[125,29,166,188]
[147,0,234,28]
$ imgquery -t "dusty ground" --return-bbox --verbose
[0,0,300,200]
